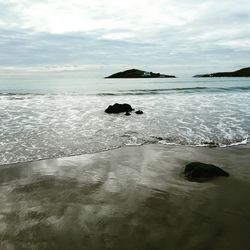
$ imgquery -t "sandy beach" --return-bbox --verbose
[0,144,250,250]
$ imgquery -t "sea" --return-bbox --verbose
[0,72,249,165]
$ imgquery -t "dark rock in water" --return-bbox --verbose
[155,136,163,140]
[203,141,219,148]
[184,162,229,182]
[105,69,176,78]
[105,103,134,114]
[125,111,131,116]
[135,110,143,115]
[193,67,250,77]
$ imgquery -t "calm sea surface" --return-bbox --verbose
[0,73,249,165]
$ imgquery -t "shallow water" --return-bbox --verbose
[0,144,250,250]
[0,75,250,165]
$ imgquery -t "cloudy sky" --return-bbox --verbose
[0,0,249,76]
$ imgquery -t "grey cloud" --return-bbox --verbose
[0,28,158,65]
[0,0,250,76]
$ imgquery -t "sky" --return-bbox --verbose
[0,0,250,77]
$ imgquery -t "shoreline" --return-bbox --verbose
[0,144,250,249]
[1,141,249,167]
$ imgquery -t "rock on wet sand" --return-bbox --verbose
[184,162,229,182]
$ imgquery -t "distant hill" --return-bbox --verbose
[105,69,176,78]
[193,67,250,77]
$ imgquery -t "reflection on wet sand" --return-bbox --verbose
[0,144,250,250]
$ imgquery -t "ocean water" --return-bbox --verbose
[0,73,249,165]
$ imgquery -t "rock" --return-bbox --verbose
[193,67,250,77]
[155,136,163,140]
[105,69,176,78]
[105,103,134,114]
[203,141,219,148]
[135,110,143,115]
[184,162,229,182]
[125,111,131,116]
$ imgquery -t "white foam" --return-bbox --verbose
[221,137,248,148]
[0,90,250,165]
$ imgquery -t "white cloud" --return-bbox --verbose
[5,0,197,35]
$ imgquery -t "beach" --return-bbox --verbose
[1,0,250,249]
[0,76,249,249]
[0,144,250,250]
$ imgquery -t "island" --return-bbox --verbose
[105,69,176,78]
[193,67,250,77]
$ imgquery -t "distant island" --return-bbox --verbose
[105,69,176,78]
[193,67,250,77]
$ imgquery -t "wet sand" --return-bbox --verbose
[0,144,250,250]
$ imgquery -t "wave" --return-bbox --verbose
[158,137,248,148]
[0,92,45,96]
[0,86,250,97]
[121,133,249,148]
[1,136,248,166]
[96,86,250,96]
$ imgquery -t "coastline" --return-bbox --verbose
[0,144,250,249]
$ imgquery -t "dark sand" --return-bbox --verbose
[0,144,250,250]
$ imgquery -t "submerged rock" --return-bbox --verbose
[135,110,143,115]
[184,162,229,182]
[203,141,219,148]
[105,103,134,114]
[125,111,131,116]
